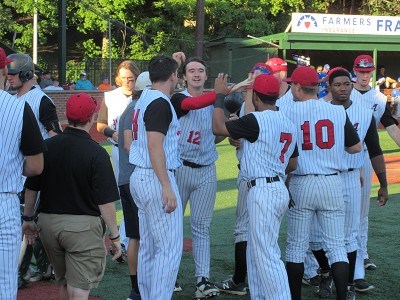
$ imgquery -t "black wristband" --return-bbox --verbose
[376,172,387,188]
[214,93,225,109]
[104,127,116,138]
[22,215,35,222]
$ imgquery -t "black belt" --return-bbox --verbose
[296,173,338,177]
[344,168,355,172]
[183,160,204,169]
[113,144,118,147]
[247,176,280,188]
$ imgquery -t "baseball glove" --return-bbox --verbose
[224,92,244,116]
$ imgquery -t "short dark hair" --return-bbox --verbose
[148,55,178,83]
[254,90,279,104]
[328,69,351,85]
[182,57,207,75]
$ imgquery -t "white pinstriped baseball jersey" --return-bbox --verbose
[339,101,373,169]
[0,91,25,193]
[176,90,217,165]
[104,87,132,145]
[18,86,54,139]
[351,88,386,128]
[240,110,297,180]
[235,103,245,162]
[129,89,181,170]
[280,100,347,175]
[276,89,294,109]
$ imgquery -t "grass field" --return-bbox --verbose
[92,130,399,299]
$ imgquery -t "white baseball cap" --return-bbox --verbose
[135,71,151,91]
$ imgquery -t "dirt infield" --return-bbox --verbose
[372,155,400,184]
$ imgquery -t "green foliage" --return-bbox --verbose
[65,60,85,83]
[1,0,399,66]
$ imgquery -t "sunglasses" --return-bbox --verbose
[355,60,374,68]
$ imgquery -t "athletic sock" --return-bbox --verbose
[286,262,304,300]
[131,275,139,294]
[347,251,357,283]
[312,249,330,272]
[331,261,349,300]
[232,241,247,284]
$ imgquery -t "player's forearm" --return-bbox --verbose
[23,188,39,217]
[370,155,387,188]
[98,202,119,238]
[212,108,229,137]
[244,88,255,114]
[385,124,400,147]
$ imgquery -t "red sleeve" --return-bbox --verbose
[181,91,216,110]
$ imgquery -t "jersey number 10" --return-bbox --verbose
[300,120,335,150]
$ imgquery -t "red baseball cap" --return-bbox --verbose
[283,66,319,86]
[266,57,287,73]
[0,47,13,69]
[326,67,350,81]
[353,55,375,72]
[66,93,98,123]
[253,74,280,96]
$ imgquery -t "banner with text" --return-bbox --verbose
[292,13,400,35]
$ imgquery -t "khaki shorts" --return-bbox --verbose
[38,213,106,290]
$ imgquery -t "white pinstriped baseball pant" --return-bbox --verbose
[0,194,21,300]
[130,167,183,300]
[246,179,291,300]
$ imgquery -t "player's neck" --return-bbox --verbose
[152,82,172,98]
[17,81,33,98]
[187,85,204,97]
[353,82,370,92]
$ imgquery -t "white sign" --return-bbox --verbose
[292,13,400,35]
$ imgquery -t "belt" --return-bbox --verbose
[296,173,338,177]
[344,168,355,172]
[183,160,204,169]
[247,176,280,189]
[113,144,118,147]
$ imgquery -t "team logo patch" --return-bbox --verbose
[297,14,318,29]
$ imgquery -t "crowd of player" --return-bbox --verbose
[1,45,398,300]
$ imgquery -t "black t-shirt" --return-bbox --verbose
[21,102,46,156]
[25,127,119,216]
[225,113,299,158]
[171,93,189,118]
[364,116,383,159]
[39,95,60,132]
[144,97,172,135]
[344,115,361,147]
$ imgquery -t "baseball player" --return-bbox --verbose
[170,57,231,298]
[129,54,184,300]
[0,53,45,299]
[308,68,388,299]
[214,62,272,296]
[279,66,362,300]
[7,53,61,285]
[213,73,298,300]
[97,60,140,180]
[6,53,62,138]
[118,71,152,300]
[350,55,400,292]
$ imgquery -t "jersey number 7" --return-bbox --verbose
[280,132,292,163]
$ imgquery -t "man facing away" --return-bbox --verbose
[22,93,122,300]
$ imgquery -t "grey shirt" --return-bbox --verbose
[117,100,137,186]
